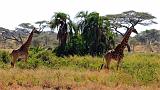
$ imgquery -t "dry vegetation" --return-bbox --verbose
[0,68,160,90]
[0,49,160,89]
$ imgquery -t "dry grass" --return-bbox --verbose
[0,68,159,90]
[1,48,160,89]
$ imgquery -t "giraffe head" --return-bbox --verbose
[32,27,41,34]
[130,27,138,34]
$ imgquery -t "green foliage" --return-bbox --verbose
[120,53,160,85]
[54,45,71,57]
[77,11,112,56]
[50,11,116,57]
[49,12,76,47]
[54,35,86,56]
[30,47,44,54]
[16,58,39,69]
[49,12,68,29]
[53,11,114,57]
[68,36,86,55]
[36,50,53,66]
[0,51,10,64]
[107,53,160,85]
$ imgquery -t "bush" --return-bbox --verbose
[36,50,71,69]
[17,58,39,69]
[29,47,44,55]
[53,36,87,57]
[36,50,53,66]
[0,51,10,64]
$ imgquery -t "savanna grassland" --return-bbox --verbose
[0,49,160,90]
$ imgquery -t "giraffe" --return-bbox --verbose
[102,26,138,70]
[10,28,40,67]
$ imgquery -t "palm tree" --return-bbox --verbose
[49,12,67,46]
[49,12,76,46]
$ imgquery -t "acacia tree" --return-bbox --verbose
[35,20,48,32]
[107,10,157,52]
[2,23,34,44]
[135,29,160,44]
[0,27,11,48]
[135,29,160,52]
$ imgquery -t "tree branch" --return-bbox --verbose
[18,34,23,44]
[113,28,124,36]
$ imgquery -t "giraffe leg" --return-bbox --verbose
[106,58,111,70]
[117,60,121,70]
[11,56,17,68]
[24,54,28,63]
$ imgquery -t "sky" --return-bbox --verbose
[0,0,160,33]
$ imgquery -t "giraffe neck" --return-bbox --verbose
[20,30,34,50]
[120,28,132,46]
[114,28,132,51]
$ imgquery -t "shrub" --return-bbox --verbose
[0,51,10,64]
[29,47,44,55]
[53,36,87,57]
[36,51,53,66]
[16,58,39,69]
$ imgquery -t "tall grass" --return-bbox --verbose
[0,49,160,89]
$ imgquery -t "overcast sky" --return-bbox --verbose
[0,0,159,32]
